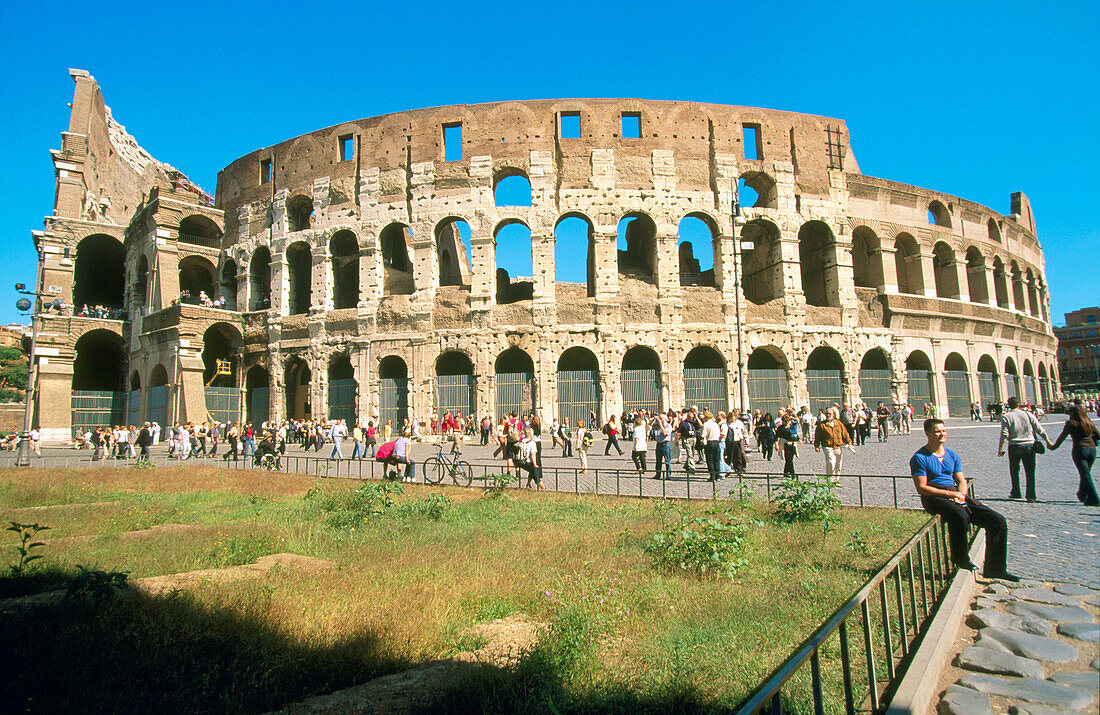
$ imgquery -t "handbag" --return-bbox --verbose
[1028,412,1046,454]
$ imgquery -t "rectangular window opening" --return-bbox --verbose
[742,123,762,160]
[621,112,641,139]
[560,112,580,139]
[443,123,463,161]
[339,134,354,162]
[260,158,272,185]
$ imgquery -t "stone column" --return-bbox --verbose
[877,245,899,294]
[531,232,555,325]
[968,261,994,305]
[272,252,288,316]
[469,234,494,313]
[917,251,937,298]
[312,243,330,313]
[777,229,805,320]
[952,257,970,303]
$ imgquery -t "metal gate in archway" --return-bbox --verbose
[327,379,357,425]
[858,369,893,407]
[944,371,971,417]
[621,369,660,415]
[126,390,141,426]
[434,374,474,420]
[378,377,408,428]
[1004,376,1018,402]
[71,391,126,432]
[684,367,727,414]
[978,372,998,406]
[1039,377,1050,406]
[248,387,270,426]
[495,372,534,420]
[147,386,169,427]
[806,370,843,413]
[205,387,241,425]
[748,369,787,417]
[1023,376,1037,405]
[557,369,599,427]
[907,370,933,408]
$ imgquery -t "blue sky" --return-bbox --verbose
[1,0,1095,324]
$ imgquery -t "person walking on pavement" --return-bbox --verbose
[329,419,348,459]
[604,414,624,456]
[351,421,364,459]
[814,407,855,480]
[876,402,891,442]
[651,412,673,480]
[911,418,1019,581]
[997,396,1051,502]
[1048,403,1100,506]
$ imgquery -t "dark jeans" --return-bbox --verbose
[728,440,745,474]
[921,495,1008,574]
[705,440,721,481]
[1007,443,1037,500]
[783,443,797,478]
[759,439,774,461]
[561,436,573,457]
[654,441,671,479]
[605,433,623,455]
[632,450,647,472]
[1072,445,1099,505]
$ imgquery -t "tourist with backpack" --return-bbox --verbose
[651,412,673,480]
[576,419,593,473]
[604,414,624,456]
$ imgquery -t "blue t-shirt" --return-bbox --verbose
[910,446,961,490]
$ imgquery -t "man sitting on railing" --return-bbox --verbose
[910,418,1019,581]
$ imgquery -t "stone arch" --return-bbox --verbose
[327,352,357,424]
[178,215,221,248]
[245,365,270,425]
[201,322,242,387]
[330,229,360,309]
[379,223,414,295]
[906,350,934,409]
[992,256,1010,309]
[1025,268,1039,316]
[493,170,532,207]
[858,348,893,406]
[284,356,312,420]
[148,364,169,388]
[178,255,217,303]
[965,247,988,304]
[851,226,883,290]
[977,354,1000,404]
[73,329,126,392]
[747,346,789,416]
[894,233,924,296]
[285,241,312,315]
[943,352,971,417]
[932,241,960,299]
[495,347,535,419]
[133,253,150,308]
[435,350,475,420]
[621,345,662,414]
[1022,359,1037,404]
[130,370,142,391]
[677,213,716,287]
[249,246,272,311]
[73,234,125,308]
[1010,260,1026,312]
[287,194,313,232]
[616,212,657,282]
[378,355,409,428]
[1004,356,1020,401]
[684,345,728,413]
[738,171,778,209]
[554,213,595,297]
[436,217,472,288]
[220,257,238,310]
[557,346,601,426]
[798,221,838,307]
[987,218,1001,242]
[494,218,533,304]
[806,345,845,411]
[1037,362,1050,406]
[741,218,782,305]
[928,200,951,228]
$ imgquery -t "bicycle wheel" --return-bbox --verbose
[451,461,473,487]
[425,456,446,485]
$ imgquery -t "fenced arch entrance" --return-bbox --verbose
[127,372,141,426]
[71,329,127,431]
[147,365,170,429]
[906,351,934,409]
[495,348,535,420]
[202,323,242,424]
[1022,361,1037,405]
[858,349,893,407]
[1004,358,1019,402]
[378,356,408,430]
[285,359,311,421]
[683,346,727,414]
[621,346,661,415]
[245,366,270,425]
[435,352,474,421]
[327,354,357,425]
[944,353,971,417]
[806,346,844,412]
[557,347,600,427]
[747,347,788,417]
[977,355,999,406]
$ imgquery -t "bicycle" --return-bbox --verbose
[425,442,472,486]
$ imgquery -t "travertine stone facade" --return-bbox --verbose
[29,70,1058,441]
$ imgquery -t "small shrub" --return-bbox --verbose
[728,482,756,514]
[643,507,751,579]
[6,521,50,576]
[483,473,517,499]
[772,475,841,533]
[64,565,129,604]
[305,481,404,529]
[416,492,453,521]
[845,528,870,554]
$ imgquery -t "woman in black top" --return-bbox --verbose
[1050,404,1100,506]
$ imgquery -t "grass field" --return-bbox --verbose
[0,465,927,713]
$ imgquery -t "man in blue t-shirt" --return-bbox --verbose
[910,418,1018,581]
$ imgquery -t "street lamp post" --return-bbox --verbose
[14,243,45,466]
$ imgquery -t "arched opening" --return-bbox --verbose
[1025,269,1039,316]
[738,171,778,209]
[71,329,127,430]
[806,346,844,411]
[1022,360,1037,404]
[851,227,883,290]
[327,353,357,424]
[741,219,782,305]
[906,351,934,409]
[493,172,532,207]
[554,214,596,298]
[147,364,170,429]
[747,347,788,416]
[178,256,217,304]
[928,200,951,228]
[220,259,238,310]
[617,213,657,282]
[987,219,1001,242]
[178,215,221,248]
[285,241,312,315]
[944,353,970,417]
[494,220,534,304]
[287,195,313,232]
[621,346,661,414]
[330,230,360,309]
[378,356,409,428]
[557,347,600,426]
[249,247,272,311]
[435,351,474,420]
[380,223,414,295]
[245,366,270,425]
[965,248,988,304]
[858,349,893,406]
[798,221,838,307]
[977,355,1000,405]
[284,358,311,420]
[127,370,141,426]
[1010,261,1026,312]
[132,254,149,310]
[202,323,242,424]
[436,218,472,288]
[992,257,1010,309]
[684,346,728,413]
[677,214,716,287]
[932,242,960,299]
[495,347,535,419]
[1037,363,1050,406]
[1004,357,1020,402]
[894,233,923,296]
[73,235,125,309]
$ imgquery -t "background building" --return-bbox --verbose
[28,70,1059,441]
[1055,307,1099,397]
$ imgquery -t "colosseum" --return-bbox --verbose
[28,69,1058,442]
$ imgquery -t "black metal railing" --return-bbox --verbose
[733,515,968,713]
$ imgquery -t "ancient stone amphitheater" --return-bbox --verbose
[29,69,1057,441]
